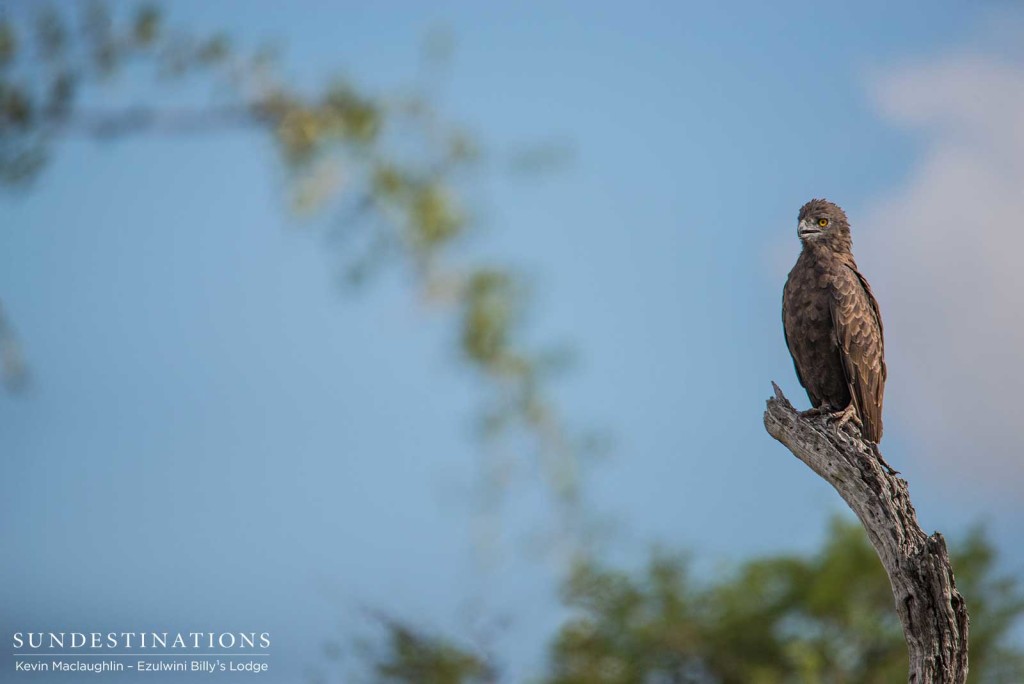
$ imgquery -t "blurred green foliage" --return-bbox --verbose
[359,518,1024,683]
[0,3,592,553]
[360,619,495,684]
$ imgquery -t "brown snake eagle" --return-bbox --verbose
[782,199,886,443]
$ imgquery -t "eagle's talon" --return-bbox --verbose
[833,404,861,431]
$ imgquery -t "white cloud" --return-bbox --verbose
[861,54,1024,494]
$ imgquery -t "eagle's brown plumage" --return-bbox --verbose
[783,199,886,442]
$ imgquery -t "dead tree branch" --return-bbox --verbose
[763,382,968,683]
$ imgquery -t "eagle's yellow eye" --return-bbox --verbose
[817,218,829,227]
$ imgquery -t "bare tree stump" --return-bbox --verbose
[763,383,969,683]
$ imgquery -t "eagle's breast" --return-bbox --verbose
[783,251,851,409]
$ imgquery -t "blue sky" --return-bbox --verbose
[2,1,1024,681]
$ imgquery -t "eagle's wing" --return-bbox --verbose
[830,263,886,442]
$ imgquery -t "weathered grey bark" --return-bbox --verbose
[763,383,968,684]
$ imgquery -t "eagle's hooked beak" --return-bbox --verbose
[797,219,822,240]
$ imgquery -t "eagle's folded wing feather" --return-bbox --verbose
[830,264,886,442]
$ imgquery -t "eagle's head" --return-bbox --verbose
[797,198,852,252]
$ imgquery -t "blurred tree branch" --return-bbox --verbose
[0,3,596,561]
[764,383,969,684]
[0,299,29,390]
[40,105,265,137]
